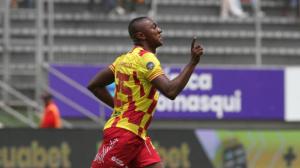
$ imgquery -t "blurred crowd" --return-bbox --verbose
[88,0,152,16]
[11,0,34,8]
[221,0,259,19]
[5,0,300,19]
[283,0,300,17]
[220,0,300,19]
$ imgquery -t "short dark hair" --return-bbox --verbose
[41,92,52,100]
[128,16,149,40]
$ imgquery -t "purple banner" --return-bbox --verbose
[49,65,105,118]
[156,67,284,120]
[49,64,284,120]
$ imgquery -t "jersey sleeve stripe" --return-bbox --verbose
[148,71,164,81]
[109,64,115,73]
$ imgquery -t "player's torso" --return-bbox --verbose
[114,53,156,114]
[104,48,160,139]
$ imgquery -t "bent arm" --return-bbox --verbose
[151,63,196,100]
[152,37,204,100]
[87,67,115,108]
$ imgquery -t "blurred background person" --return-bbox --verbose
[11,0,33,9]
[220,0,248,19]
[0,0,4,24]
[88,0,125,15]
[283,0,300,17]
[21,0,34,8]
[11,0,19,8]
[39,92,62,129]
[245,0,265,16]
[125,0,148,15]
[87,0,151,16]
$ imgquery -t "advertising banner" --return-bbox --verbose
[0,129,212,168]
[49,64,285,120]
[0,129,101,168]
[149,129,213,168]
[156,67,284,120]
[284,67,300,122]
[2,129,300,168]
[196,129,300,168]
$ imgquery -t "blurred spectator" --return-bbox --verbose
[11,0,19,8]
[283,0,300,17]
[0,0,4,24]
[243,0,265,17]
[88,0,125,15]
[88,0,151,16]
[221,0,265,19]
[221,0,248,19]
[22,0,34,8]
[11,0,34,9]
[39,92,62,129]
[125,0,145,14]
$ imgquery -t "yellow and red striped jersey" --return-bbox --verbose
[104,46,164,140]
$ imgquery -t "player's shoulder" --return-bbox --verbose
[129,47,160,69]
[138,50,158,64]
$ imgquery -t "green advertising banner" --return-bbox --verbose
[196,130,300,168]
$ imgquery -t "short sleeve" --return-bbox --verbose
[139,52,164,81]
[109,57,120,73]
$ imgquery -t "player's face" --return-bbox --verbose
[142,19,163,47]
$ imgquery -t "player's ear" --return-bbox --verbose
[135,32,146,41]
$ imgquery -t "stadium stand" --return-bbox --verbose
[0,0,300,125]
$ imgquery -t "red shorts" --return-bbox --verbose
[91,127,161,168]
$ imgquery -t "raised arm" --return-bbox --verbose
[151,37,204,100]
[87,67,115,108]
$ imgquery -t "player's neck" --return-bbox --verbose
[134,43,156,54]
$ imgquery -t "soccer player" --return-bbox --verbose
[88,16,204,168]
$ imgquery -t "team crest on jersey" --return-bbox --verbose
[146,62,155,70]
